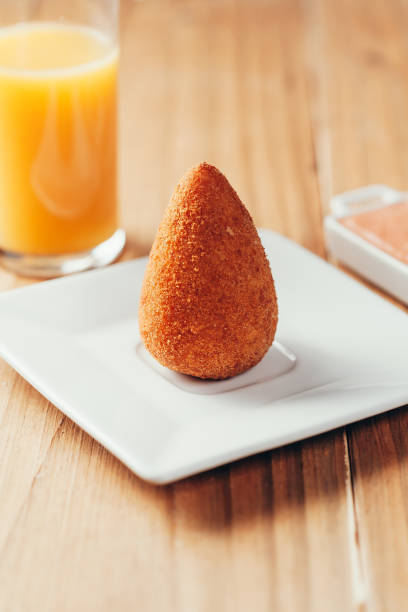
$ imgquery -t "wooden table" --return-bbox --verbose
[1,1,408,610]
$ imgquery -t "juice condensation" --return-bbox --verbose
[0,22,118,255]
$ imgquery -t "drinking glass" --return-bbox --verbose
[0,0,124,277]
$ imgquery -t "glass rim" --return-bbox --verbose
[0,20,119,77]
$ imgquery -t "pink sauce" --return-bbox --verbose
[340,201,408,265]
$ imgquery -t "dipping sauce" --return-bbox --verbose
[340,201,408,265]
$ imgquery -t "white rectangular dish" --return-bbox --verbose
[0,229,407,483]
[324,184,408,305]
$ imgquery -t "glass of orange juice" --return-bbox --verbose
[0,0,124,277]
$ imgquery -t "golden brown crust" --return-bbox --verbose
[139,162,278,379]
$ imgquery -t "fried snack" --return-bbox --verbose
[139,162,278,379]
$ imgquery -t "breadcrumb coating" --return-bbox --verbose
[139,162,278,379]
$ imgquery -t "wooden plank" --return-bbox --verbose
[348,410,408,612]
[306,0,408,608]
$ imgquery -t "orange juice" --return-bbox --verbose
[0,22,118,255]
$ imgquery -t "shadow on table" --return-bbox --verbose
[125,403,408,532]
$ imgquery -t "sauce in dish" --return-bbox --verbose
[340,201,408,265]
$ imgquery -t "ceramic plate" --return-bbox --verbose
[0,229,407,483]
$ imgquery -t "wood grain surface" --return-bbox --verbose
[0,1,407,610]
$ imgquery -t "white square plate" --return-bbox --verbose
[0,229,407,484]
